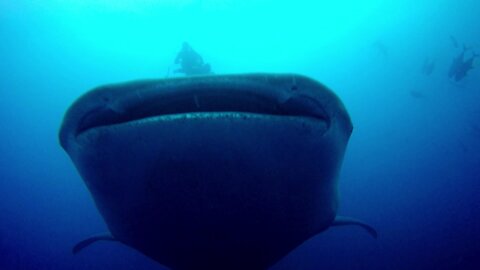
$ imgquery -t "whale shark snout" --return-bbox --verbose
[59,73,371,270]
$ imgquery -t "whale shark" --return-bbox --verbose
[59,73,376,270]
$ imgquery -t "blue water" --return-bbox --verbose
[1,1,480,269]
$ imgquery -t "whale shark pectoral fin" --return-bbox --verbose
[332,216,378,239]
[72,234,117,254]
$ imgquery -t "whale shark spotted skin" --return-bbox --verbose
[60,73,376,270]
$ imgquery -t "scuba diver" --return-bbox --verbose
[448,45,478,82]
[174,42,212,76]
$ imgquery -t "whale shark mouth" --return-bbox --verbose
[75,88,330,138]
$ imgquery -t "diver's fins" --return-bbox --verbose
[72,234,117,254]
[332,216,378,239]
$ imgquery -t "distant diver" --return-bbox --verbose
[421,57,435,76]
[456,52,478,81]
[448,46,468,79]
[174,42,212,76]
[448,45,478,82]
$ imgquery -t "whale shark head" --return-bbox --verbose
[60,73,353,270]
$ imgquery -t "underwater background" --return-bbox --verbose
[1,0,479,269]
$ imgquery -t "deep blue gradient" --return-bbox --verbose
[1,1,479,269]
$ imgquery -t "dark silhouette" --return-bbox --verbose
[454,52,478,81]
[448,45,477,82]
[448,46,467,79]
[174,42,212,76]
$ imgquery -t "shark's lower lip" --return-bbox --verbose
[122,111,323,122]
[76,112,328,144]
[75,93,330,138]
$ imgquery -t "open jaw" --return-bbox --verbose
[72,84,331,139]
